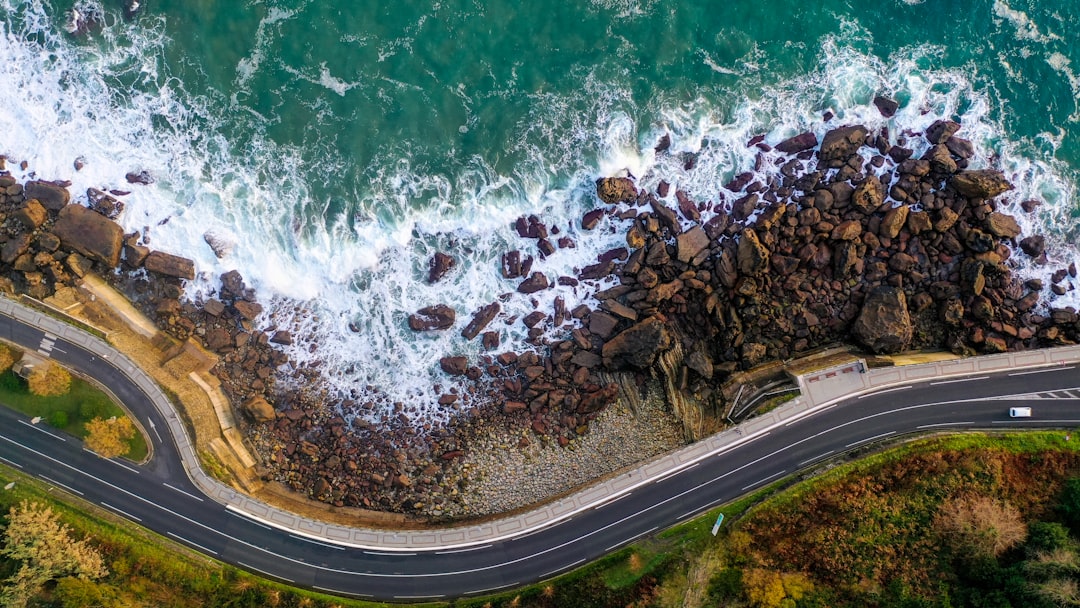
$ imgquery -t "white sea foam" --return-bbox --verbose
[0,6,1077,428]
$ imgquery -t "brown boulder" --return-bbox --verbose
[582,209,605,230]
[676,226,710,263]
[818,125,868,165]
[830,220,862,241]
[242,396,276,423]
[461,302,500,340]
[595,177,637,204]
[949,170,1013,199]
[925,120,960,144]
[232,300,263,321]
[408,304,456,331]
[51,204,123,267]
[439,356,468,376]
[602,316,672,369]
[144,251,196,280]
[923,144,957,174]
[934,207,959,233]
[123,238,150,267]
[775,132,818,154]
[24,181,70,211]
[879,205,909,239]
[906,211,932,235]
[852,286,913,354]
[518,272,549,294]
[13,200,47,230]
[737,228,770,277]
[851,175,884,214]
[427,252,455,283]
[985,212,1021,239]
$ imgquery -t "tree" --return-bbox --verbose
[27,362,71,397]
[0,344,17,372]
[742,568,814,608]
[84,416,136,459]
[934,494,1028,559]
[0,500,107,608]
[1058,478,1080,534]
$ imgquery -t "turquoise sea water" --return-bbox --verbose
[0,0,1078,421]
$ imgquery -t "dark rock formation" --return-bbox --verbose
[143,251,196,280]
[602,317,672,369]
[852,286,913,354]
[408,305,456,331]
[51,204,123,267]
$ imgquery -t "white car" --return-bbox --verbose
[1009,407,1032,418]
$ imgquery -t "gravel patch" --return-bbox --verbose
[442,390,684,518]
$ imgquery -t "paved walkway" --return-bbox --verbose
[2,294,1078,550]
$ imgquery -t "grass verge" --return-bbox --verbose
[0,370,148,461]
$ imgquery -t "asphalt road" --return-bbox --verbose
[0,311,1078,601]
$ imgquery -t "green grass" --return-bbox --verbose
[0,370,148,461]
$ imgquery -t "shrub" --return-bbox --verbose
[0,344,17,372]
[47,410,69,429]
[84,417,136,459]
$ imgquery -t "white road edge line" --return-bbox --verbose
[741,470,787,492]
[100,502,142,522]
[992,419,1080,424]
[236,560,293,584]
[289,534,345,551]
[0,455,23,468]
[436,544,493,555]
[797,450,834,468]
[917,422,974,429]
[364,550,416,557]
[167,532,218,556]
[395,595,445,600]
[312,586,373,598]
[1010,366,1076,376]
[930,375,989,386]
[225,507,272,530]
[541,558,585,580]
[846,431,896,448]
[467,582,519,595]
[163,482,204,502]
[604,526,659,553]
[858,385,910,399]
[40,474,83,496]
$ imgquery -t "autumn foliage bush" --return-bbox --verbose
[27,362,71,397]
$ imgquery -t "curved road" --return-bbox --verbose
[0,312,1078,601]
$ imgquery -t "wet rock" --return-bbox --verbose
[934,207,959,233]
[775,131,818,154]
[582,209,604,230]
[873,95,899,117]
[595,177,637,204]
[906,211,932,235]
[144,251,196,280]
[818,125,868,165]
[51,204,123,267]
[517,272,549,294]
[1020,235,1046,258]
[242,396,275,423]
[440,356,468,376]
[589,311,619,339]
[831,220,862,241]
[125,170,154,185]
[945,137,974,159]
[852,286,913,354]
[461,302,500,340]
[985,212,1021,239]
[879,205,909,239]
[925,119,960,145]
[270,330,293,345]
[949,170,1013,199]
[602,316,672,369]
[427,252,455,283]
[408,304,457,331]
[232,300,263,321]
[923,144,957,174]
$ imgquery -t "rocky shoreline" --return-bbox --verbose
[0,96,1079,521]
